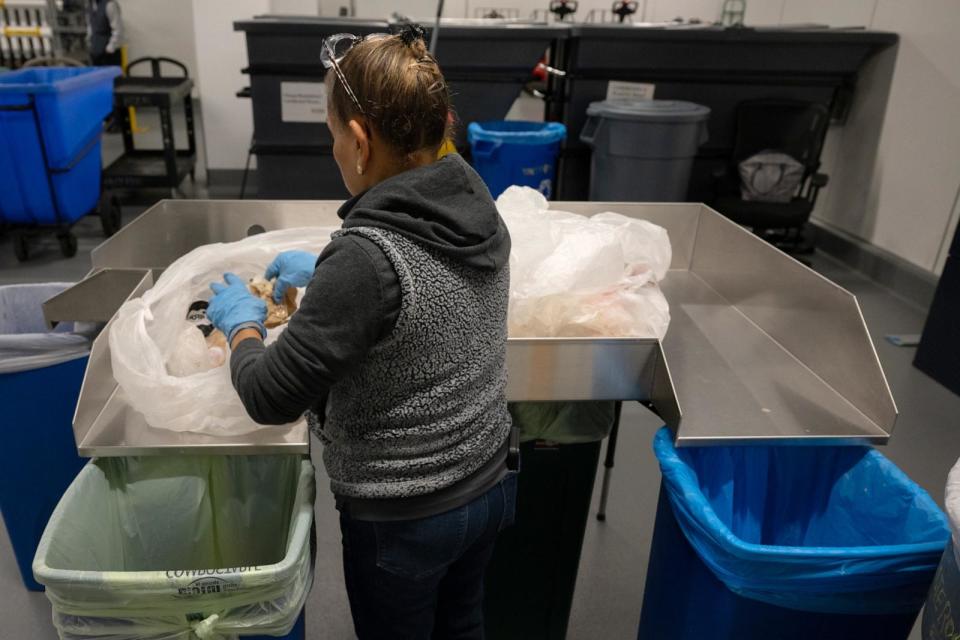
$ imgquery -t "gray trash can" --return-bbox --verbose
[580,100,710,202]
[923,457,960,639]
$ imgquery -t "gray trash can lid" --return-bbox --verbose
[587,99,711,123]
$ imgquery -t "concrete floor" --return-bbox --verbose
[1,205,956,638]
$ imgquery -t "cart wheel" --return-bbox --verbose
[58,233,78,258]
[99,194,123,237]
[13,234,29,262]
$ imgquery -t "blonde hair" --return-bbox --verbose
[328,31,452,159]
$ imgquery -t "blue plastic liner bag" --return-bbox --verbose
[652,427,948,615]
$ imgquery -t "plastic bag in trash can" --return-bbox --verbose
[497,187,671,338]
[948,457,960,572]
[923,457,960,639]
[653,427,949,615]
[109,227,338,436]
[0,283,96,374]
[33,455,315,639]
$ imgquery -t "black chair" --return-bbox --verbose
[712,99,830,252]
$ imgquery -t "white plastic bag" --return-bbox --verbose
[948,457,960,570]
[497,187,672,338]
[109,227,338,436]
[0,283,96,374]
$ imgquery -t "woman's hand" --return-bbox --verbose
[265,251,317,302]
[208,273,268,343]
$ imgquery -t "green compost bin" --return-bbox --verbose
[32,455,315,639]
[485,401,617,639]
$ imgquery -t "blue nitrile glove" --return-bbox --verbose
[208,272,268,343]
[264,250,317,303]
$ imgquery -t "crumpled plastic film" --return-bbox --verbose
[947,457,960,570]
[497,186,671,339]
[108,227,338,436]
[33,456,315,640]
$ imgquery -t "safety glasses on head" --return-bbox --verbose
[321,33,389,115]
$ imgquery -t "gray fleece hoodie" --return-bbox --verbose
[231,154,512,520]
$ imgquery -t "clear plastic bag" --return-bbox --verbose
[949,457,960,570]
[109,227,338,436]
[0,283,97,374]
[497,186,671,338]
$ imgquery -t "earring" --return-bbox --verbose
[356,163,363,176]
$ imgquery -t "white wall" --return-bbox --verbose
[644,0,719,23]
[191,0,270,171]
[937,189,960,273]
[120,0,199,79]
[300,0,720,21]
[759,0,960,275]
[863,0,960,274]
[271,0,322,15]
[779,0,876,27]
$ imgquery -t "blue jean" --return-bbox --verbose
[339,473,518,640]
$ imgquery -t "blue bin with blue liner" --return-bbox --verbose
[640,427,949,640]
[468,121,566,199]
[0,283,93,591]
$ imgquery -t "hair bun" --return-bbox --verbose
[397,23,428,47]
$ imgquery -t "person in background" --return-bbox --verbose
[86,0,123,67]
[205,24,516,640]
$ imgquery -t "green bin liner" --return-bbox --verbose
[33,455,314,639]
[510,401,616,444]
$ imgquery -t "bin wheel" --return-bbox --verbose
[99,194,122,237]
[58,233,78,258]
[13,234,29,262]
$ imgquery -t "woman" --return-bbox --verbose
[206,25,515,640]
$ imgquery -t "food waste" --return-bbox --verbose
[166,277,298,376]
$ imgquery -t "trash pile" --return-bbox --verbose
[109,227,338,436]
[498,186,671,339]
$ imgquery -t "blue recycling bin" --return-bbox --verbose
[0,66,119,226]
[0,283,92,591]
[640,427,949,640]
[468,121,566,199]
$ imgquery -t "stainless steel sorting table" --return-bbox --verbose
[42,200,896,456]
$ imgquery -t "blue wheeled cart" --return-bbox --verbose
[0,66,122,262]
